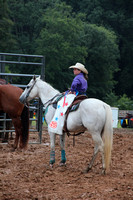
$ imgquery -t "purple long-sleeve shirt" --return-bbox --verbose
[70,73,88,93]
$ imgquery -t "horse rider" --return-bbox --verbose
[67,62,88,96]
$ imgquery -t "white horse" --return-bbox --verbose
[19,76,113,174]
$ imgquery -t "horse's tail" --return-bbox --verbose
[21,106,29,149]
[102,103,113,172]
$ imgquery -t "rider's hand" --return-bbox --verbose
[68,91,76,95]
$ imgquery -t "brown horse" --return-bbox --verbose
[0,84,29,150]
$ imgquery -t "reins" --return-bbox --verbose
[43,93,61,108]
[43,93,62,123]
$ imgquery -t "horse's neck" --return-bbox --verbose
[38,81,60,104]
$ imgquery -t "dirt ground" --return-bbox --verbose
[0,127,133,200]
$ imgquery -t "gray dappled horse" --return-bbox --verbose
[19,76,113,174]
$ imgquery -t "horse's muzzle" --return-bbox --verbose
[19,95,27,104]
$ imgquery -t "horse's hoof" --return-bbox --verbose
[17,148,23,152]
[83,167,91,173]
[49,159,55,166]
[11,148,16,152]
[59,162,66,167]
[82,169,88,174]
[101,169,106,175]
[50,164,53,168]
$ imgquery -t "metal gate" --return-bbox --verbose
[0,52,45,143]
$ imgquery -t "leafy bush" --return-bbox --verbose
[104,92,118,107]
[117,94,133,110]
[104,93,133,110]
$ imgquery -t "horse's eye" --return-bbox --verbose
[27,85,30,89]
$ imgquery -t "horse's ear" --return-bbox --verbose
[33,75,36,81]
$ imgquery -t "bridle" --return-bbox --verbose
[25,79,37,99]
[25,78,61,109]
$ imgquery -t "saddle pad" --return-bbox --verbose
[52,95,87,111]
[53,102,79,112]
[48,94,76,135]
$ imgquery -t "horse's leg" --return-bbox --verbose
[85,144,99,173]
[3,132,9,142]
[49,132,56,166]
[85,133,104,173]
[59,132,66,165]
[4,121,12,142]
[12,118,22,150]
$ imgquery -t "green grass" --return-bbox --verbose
[117,120,122,128]
[30,118,47,127]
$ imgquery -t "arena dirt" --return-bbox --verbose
[0,128,133,200]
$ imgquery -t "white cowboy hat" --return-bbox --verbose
[69,62,88,74]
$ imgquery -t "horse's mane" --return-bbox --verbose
[36,77,60,93]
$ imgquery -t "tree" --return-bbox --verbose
[0,0,15,52]
[6,0,120,99]
[117,94,133,110]
[8,0,51,54]
[35,2,119,98]
[81,24,119,99]
[36,2,87,91]
[63,0,133,98]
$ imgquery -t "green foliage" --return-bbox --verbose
[104,93,133,110]
[63,0,133,98]
[82,24,119,99]
[8,0,50,54]
[5,65,11,73]
[103,92,118,107]
[35,2,120,96]
[0,0,15,52]
[36,2,87,91]
[0,0,132,101]
[117,94,133,110]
